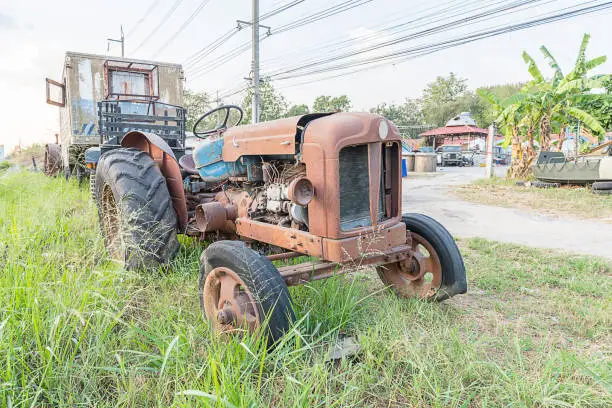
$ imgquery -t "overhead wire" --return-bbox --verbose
[183,0,306,69]
[186,0,374,77]
[151,0,212,59]
[131,0,185,55]
[126,0,160,38]
[266,0,545,78]
[272,0,612,87]
[260,0,465,67]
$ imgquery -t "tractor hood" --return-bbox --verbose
[221,112,398,162]
[222,116,302,162]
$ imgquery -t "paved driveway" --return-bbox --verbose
[402,166,612,260]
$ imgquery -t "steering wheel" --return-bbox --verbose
[193,105,244,139]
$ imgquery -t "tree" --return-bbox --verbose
[479,33,608,179]
[242,81,288,123]
[370,99,424,128]
[421,73,473,126]
[474,83,524,126]
[520,33,606,151]
[574,76,612,132]
[184,89,211,131]
[312,95,351,112]
[285,104,310,117]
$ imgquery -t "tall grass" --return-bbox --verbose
[1,172,610,406]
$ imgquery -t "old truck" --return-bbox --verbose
[44,51,185,180]
[94,105,467,342]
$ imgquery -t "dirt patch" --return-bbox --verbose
[454,181,612,223]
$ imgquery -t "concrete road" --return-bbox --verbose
[402,166,612,260]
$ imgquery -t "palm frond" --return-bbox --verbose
[502,93,528,106]
[556,77,605,94]
[539,45,564,86]
[574,33,591,71]
[522,51,544,83]
[476,89,501,107]
[568,107,605,135]
[584,55,607,71]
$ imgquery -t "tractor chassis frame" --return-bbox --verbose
[271,245,412,287]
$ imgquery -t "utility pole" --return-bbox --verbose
[107,25,125,58]
[237,2,272,123]
[251,0,260,123]
[485,122,496,179]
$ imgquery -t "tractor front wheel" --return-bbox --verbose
[95,148,179,269]
[200,241,295,344]
[377,213,467,301]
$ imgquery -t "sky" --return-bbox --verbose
[0,0,610,153]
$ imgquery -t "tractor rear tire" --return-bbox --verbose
[200,240,295,344]
[95,147,179,270]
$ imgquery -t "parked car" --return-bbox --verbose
[436,145,463,166]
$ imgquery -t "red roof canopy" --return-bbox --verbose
[419,125,488,137]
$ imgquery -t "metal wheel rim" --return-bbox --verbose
[203,267,260,334]
[382,232,443,299]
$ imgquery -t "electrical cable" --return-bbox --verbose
[151,0,212,59]
[126,0,160,38]
[131,0,185,54]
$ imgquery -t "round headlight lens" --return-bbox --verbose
[379,120,389,140]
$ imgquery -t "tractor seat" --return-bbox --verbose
[179,154,198,175]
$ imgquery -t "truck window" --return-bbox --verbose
[109,70,150,97]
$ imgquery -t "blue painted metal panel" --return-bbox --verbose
[193,138,246,181]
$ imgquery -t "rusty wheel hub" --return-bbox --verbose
[203,267,260,334]
[379,232,442,299]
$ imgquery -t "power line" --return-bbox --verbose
[274,0,373,34]
[266,0,544,78]
[151,0,212,59]
[213,0,543,96]
[261,0,306,19]
[261,0,501,69]
[186,0,373,78]
[131,0,185,55]
[261,0,463,66]
[126,0,160,38]
[272,1,612,85]
[183,0,306,69]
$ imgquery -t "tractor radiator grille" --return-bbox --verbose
[339,145,371,230]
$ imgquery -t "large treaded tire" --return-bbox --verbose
[95,147,179,270]
[200,241,295,344]
[591,181,612,194]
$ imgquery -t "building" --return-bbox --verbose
[418,112,503,150]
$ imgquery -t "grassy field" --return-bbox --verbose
[1,171,610,407]
[454,178,612,222]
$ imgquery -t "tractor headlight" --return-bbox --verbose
[378,120,389,140]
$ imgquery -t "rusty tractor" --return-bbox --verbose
[94,106,467,342]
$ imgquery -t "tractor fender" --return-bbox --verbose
[121,131,188,232]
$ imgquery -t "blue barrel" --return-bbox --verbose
[401,158,408,177]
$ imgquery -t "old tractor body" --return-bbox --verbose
[95,105,467,342]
